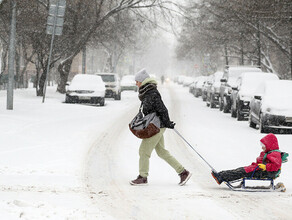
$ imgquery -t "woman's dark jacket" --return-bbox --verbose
[138,79,172,128]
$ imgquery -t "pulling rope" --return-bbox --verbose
[174,128,217,172]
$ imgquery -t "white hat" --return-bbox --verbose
[135,68,150,82]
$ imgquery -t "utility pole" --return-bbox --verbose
[7,0,16,110]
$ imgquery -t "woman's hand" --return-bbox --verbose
[167,121,176,129]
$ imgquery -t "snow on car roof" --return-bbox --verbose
[96,72,118,76]
[121,75,135,82]
[214,71,223,81]
[227,66,261,79]
[240,72,279,95]
[69,74,104,90]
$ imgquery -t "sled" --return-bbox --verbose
[225,151,289,192]
[225,177,286,192]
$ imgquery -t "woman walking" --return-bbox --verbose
[130,69,192,186]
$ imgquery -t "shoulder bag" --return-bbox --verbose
[129,104,160,139]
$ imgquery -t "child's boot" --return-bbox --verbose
[211,171,223,185]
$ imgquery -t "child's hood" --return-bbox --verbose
[260,133,279,152]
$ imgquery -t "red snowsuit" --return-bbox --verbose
[244,133,282,173]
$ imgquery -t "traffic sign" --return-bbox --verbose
[46,0,66,36]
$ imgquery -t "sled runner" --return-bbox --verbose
[225,178,286,192]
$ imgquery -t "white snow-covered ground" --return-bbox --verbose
[0,82,291,219]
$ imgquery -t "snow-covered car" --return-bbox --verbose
[120,75,137,92]
[183,76,195,87]
[192,76,207,98]
[96,73,121,100]
[230,72,279,120]
[219,66,262,113]
[206,71,224,108]
[177,75,188,85]
[65,74,106,106]
[249,80,292,133]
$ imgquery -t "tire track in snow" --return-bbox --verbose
[164,84,292,219]
[84,84,292,220]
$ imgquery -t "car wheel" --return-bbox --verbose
[114,92,121,100]
[65,95,72,103]
[223,96,230,113]
[237,108,244,121]
[249,114,257,128]
[231,107,237,118]
[219,97,223,111]
[100,98,105,106]
[259,114,268,133]
[210,96,216,108]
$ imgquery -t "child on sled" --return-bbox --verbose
[212,133,282,185]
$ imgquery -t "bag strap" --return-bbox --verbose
[139,102,143,113]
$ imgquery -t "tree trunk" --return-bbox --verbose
[15,49,20,88]
[57,58,73,94]
[37,67,47,96]
[1,46,8,75]
[257,20,261,68]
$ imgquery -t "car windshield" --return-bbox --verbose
[99,75,115,82]
[265,81,292,97]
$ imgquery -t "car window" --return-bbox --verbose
[99,75,115,82]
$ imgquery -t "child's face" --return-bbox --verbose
[261,142,266,151]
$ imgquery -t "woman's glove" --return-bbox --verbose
[258,164,266,171]
[166,121,176,129]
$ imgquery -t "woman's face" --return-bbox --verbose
[136,81,142,88]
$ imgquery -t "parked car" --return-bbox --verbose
[96,73,121,100]
[121,75,137,92]
[183,76,195,87]
[193,76,207,98]
[219,66,262,113]
[65,74,106,106]
[230,72,279,120]
[189,76,199,95]
[206,71,224,108]
[249,80,292,133]
[204,75,213,105]
[177,75,187,85]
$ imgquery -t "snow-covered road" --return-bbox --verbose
[0,82,291,219]
[85,82,292,219]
